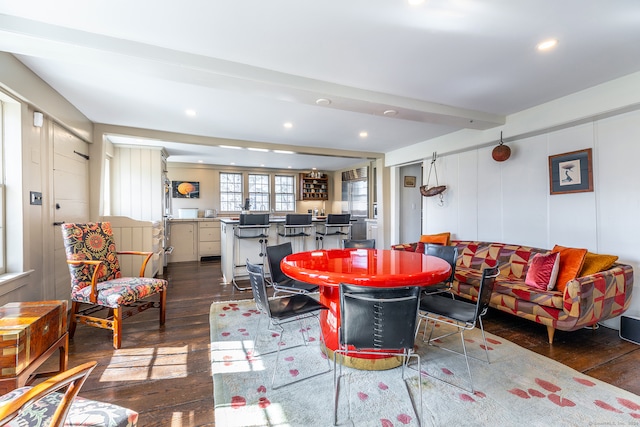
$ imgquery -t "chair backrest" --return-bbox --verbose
[0,361,97,427]
[246,260,271,317]
[475,267,500,320]
[239,213,270,225]
[266,242,293,284]
[285,214,312,226]
[424,243,458,283]
[61,222,122,291]
[339,284,421,351]
[342,239,376,249]
[326,214,351,225]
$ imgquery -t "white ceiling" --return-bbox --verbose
[1,0,639,170]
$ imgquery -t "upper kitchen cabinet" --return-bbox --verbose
[299,172,328,201]
[111,146,168,221]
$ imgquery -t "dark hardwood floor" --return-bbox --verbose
[63,259,639,426]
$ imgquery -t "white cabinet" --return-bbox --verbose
[170,222,197,262]
[199,220,221,257]
[366,219,378,241]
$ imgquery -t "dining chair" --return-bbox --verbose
[422,243,458,297]
[341,239,376,249]
[61,222,168,349]
[315,214,351,249]
[418,266,499,393]
[246,260,331,389]
[277,213,314,251]
[0,361,138,427]
[334,283,422,426]
[265,242,319,296]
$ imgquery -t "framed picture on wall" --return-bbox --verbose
[172,181,200,198]
[548,148,593,195]
[404,176,416,187]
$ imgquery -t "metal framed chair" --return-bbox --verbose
[422,243,458,297]
[61,222,167,349]
[246,260,330,390]
[266,242,318,296]
[334,283,422,426]
[315,214,351,249]
[231,213,271,291]
[341,239,376,249]
[418,266,499,393]
[277,214,314,252]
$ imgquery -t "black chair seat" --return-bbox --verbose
[269,294,326,320]
[420,294,476,324]
[272,277,319,294]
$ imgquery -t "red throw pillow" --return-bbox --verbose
[525,252,560,291]
[552,245,588,292]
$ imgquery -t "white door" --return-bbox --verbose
[52,124,90,301]
[399,163,422,244]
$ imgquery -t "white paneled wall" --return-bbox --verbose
[422,109,640,320]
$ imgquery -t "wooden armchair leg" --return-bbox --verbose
[112,307,122,349]
[159,289,167,326]
[546,325,555,344]
[69,301,79,339]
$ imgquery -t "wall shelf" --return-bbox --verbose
[299,173,328,200]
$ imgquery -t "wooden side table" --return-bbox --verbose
[0,301,69,394]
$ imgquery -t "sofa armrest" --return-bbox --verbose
[562,263,634,326]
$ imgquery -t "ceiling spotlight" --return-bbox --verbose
[359,131,368,138]
[185,109,197,116]
[315,98,332,106]
[283,122,293,129]
[198,160,203,163]
[537,39,558,51]
[383,109,398,116]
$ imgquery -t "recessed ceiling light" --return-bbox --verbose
[383,109,398,116]
[408,0,425,5]
[315,98,331,106]
[260,164,265,167]
[359,131,368,138]
[537,39,558,51]
[185,109,197,116]
[288,166,292,169]
[220,145,243,150]
[248,147,269,152]
[230,162,235,165]
[198,160,203,163]
[283,122,293,129]
[274,150,295,154]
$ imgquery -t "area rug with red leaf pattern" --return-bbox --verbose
[210,300,640,426]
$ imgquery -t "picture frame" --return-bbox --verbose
[548,148,593,195]
[172,180,200,198]
[404,176,416,187]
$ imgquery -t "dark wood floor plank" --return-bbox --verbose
[62,259,638,426]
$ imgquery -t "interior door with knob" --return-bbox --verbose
[52,124,90,301]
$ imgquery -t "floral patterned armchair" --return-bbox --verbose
[0,361,138,427]
[61,222,168,349]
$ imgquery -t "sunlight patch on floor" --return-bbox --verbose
[100,346,189,381]
[210,339,266,374]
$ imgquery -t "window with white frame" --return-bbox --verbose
[220,172,243,212]
[274,175,295,212]
[248,174,270,211]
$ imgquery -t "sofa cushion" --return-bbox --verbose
[391,242,424,253]
[552,245,588,292]
[579,252,619,276]
[419,232,450,246]
[525,252,560,290]
[493,279,565,310]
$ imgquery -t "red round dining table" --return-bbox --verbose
[281,248,451,370]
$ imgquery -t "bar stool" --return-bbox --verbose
[277,214,313,252]
[315,213,351,249]
[232,213,271,291]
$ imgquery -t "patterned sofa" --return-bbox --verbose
[392,240,634,343]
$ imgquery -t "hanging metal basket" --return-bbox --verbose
[421,152,446,204]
